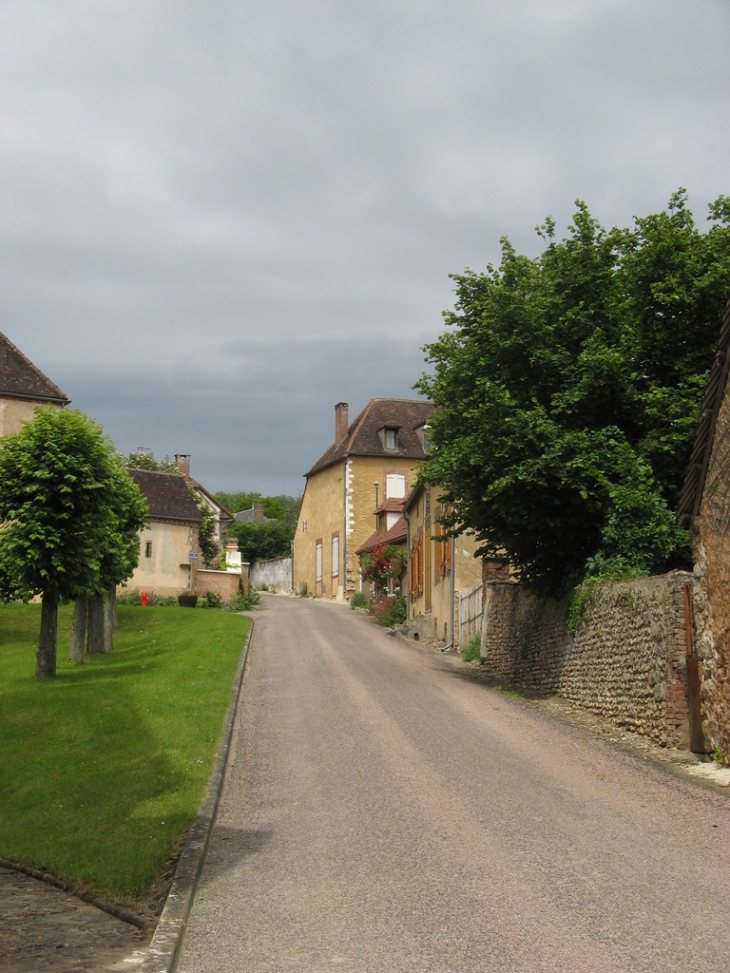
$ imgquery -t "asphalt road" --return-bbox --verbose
[178,595,730,973]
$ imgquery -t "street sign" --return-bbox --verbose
[189,552,198,560]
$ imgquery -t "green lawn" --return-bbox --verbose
[0,603,251,904]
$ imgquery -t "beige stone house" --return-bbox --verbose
[0,331,69,436]
[123,468,203,597]
[293,398,433,599]
[677,293,730,758]
[403,482,483,648]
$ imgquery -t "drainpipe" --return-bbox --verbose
[441,532,456,652]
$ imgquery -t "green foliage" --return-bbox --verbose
[461,632,482,662]
[369,593,407,627]
[215,491,302,534]
[350,591,368,609]
[416,192,730,596]
[124,449,178,472]
[0,602,250,901]
[203,590,222,608]
[297,582,309,597]
[0,408,149,602]
[712,746,725,765]
[359,544,408,591]
[190,490,219,566]
[228,588,260,611]
[566,560,640,635]
[227,518,293,565]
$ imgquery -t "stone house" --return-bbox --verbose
[0,331,69,436]
[677,293,730,758]
[403,482,483,647]
[123,468,203,598]
[293,398,433,599]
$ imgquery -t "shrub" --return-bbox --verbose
[228,588,260,612]
[204,590,223,609]
[369,593,407,627]
[117,589,142,605]
[461,632,482,662]
[177,593,198,608]
[350,591,368,610]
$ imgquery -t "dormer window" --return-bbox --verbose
[415,423,430,453]
[385,428,397,450]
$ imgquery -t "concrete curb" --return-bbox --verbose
[140,621,254,973]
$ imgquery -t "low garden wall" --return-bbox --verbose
[195,569,246,604]
[481,571,693,749]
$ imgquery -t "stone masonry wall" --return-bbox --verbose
[195,569,245,604]
[481,572,693,748]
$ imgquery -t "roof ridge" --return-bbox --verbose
[0,331,69,403]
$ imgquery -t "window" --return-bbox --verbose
[385,472,406,499]
[385,428,397,450]
[315,540,323,582]
[302,519,307,532]
[331,534,339,577]
[145,541,153,559]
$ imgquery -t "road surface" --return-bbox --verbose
[178,595,730,973]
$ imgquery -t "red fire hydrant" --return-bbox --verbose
[140,590,149,607]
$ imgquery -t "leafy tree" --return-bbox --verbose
[124,449,178,472]
[215,491,302,534]
[227,519,293,565]
[416,192,730,597]
[0,408,148,676]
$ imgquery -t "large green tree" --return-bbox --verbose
[0,408,148,676]
[416,192,730,597]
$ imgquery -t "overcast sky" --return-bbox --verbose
[2,1,728,497]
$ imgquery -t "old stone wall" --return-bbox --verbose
[250,556,293,593]
[195,569,245,603]
[481,572,693,748]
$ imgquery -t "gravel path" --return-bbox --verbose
[177,594,730,973]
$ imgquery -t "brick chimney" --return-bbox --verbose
[335,402,349,444]
[175,454,191,478]
[254,502,265,523]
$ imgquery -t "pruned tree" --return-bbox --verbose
[0,408,148,676]
[416,191,730,597]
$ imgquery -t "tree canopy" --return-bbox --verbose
[0,408,148,675]
[415,191,730,597]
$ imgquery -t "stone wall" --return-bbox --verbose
[481,571,693,749]
[251,556,293,593]
[195,569,245,604]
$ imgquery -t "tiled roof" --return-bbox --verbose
[306,398,433,476]
[374,497,406,515]
[677,293,730,526]
[127,468,203,524]
[0,332,69,404]
[356,516,408,555]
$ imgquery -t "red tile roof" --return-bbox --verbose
[0,332,69,404]
[307,398,433,477]
[356,515,407,555]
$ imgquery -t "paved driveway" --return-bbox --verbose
[178,595,730,973]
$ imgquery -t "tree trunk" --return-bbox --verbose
[36,587,59,678]
[69,594,88,663]
[87,593,105,654]
[103,585,115,653]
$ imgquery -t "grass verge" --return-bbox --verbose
[0,603,250,905]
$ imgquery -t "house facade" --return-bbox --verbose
[123,468,203,597]
[0,331,69,436]
[293,399,433,599]
[404,482,483,647]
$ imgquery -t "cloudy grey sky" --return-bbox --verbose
[2,1,728,496]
